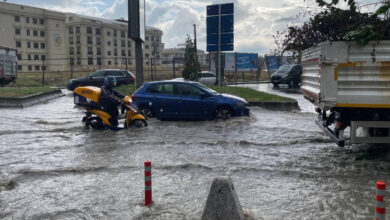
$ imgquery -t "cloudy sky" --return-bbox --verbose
[7,0,381,54]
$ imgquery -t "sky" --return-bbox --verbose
[6,0,382,54]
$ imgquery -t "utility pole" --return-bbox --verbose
[194,24,198,79]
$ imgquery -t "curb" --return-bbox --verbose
[249,100,300,111]
[0,89,65,108]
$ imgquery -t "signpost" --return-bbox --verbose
[128,0,145,88]
[207,3,234,86]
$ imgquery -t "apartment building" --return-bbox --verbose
[0,1,164,72]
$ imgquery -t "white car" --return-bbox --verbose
[197,71,217,86]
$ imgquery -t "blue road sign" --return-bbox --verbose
[221,3,234,14]
[206,3,234,52]
[221,15,234,33]
[207,5,219,16]
[237,53,258,71]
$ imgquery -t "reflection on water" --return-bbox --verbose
[0,92,389,219]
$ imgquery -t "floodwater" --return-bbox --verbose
[1,88,390,220]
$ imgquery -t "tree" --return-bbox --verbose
[182,35,201,80]
[272,0,390,61]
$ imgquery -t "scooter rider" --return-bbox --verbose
[99,76,125,128]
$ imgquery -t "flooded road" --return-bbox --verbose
[1,88,390,220]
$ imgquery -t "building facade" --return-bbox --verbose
[0,1,164,72]
[161,48,208,67]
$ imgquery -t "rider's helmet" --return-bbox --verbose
[104,76,117,88]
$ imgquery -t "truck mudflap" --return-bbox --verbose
[315,119,345,147]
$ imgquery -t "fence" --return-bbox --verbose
[14,56,268,87]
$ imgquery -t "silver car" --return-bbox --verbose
[197,71,217,86]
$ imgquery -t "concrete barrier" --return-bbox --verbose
[201,177,244,220]
[0,89,65,107]
[249,100,300,111]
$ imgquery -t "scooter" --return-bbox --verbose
[73,86,147,130]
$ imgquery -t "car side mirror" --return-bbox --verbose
[200,92,209,99]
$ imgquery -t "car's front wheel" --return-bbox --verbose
[216,106,233,120]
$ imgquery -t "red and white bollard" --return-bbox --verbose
[144,160,152,206]
[375,181,386,220]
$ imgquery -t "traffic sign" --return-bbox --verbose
[206,3,234,52]
[221,3,234,14]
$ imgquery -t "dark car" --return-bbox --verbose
[67,69,135,91]
[132,80,249,120]
[271,64,302,88]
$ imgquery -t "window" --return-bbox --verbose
[147,83,174,94]
[76,26,80,34]
[17,54,22,60]
[121,58,126,64]
[90,70,105,77]
[18,65,22,71]
[16,41,21,48]
[69,36,74,45]
[69,47,74,55]
[96,37,101,45]
[97,57,102,65]
[152,36,155,41]
[40,43,45,49]
[145,45,149,49]
[121,49,126,57]
[41,55,46,60]
[77,47,80,55]
[76,36,80,44]
[28,65,32,71]
[87,27,92,34]
[97,47,101,55]
[34,55,39,60]
[33,30,38,37]
[145,53,149,58]
[88,47,93,55]
[121,30,125,38]
[128,41,131,47]
[27,29,30,36]
[14,16,20,22]
[108,60,112,65]
[107,71,125,77]
[107,31,111,36]
[34,42,39,49]
[96,28,101,35]
[33,18,37,24]
[114,39,117,47]
[39,19,44,25]
[107,41,111,46]
[69,26,73,34]
[145,36,149,41]
[88,57,93,65]
[175,84,202,96]
[77,57,81,65]
[35,65,40,71]
[87,36,92,44]
[26,17,30,23]
[28,55,31,60]
[107,51,111,56]
[121,40,125,47]
[40,31,45,37]
[114,48,118,56]
[113,30,117,37]
[128,50,131,57]
[114,58,118,65]
[15,28,21,35]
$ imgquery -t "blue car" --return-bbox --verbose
[132,81,249,120]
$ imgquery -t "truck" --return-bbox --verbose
[0,47,17,86]
[301,41,390,146]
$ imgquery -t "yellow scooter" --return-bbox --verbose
[73,86,147,130]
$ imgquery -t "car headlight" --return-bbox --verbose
[237,101,247,107]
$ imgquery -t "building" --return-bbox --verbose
[0,1,164,72]
[161,47,208,67]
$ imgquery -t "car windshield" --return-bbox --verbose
[195,82,218,95]
[277,65,293,73]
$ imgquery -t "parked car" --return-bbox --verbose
[132,80,249,120]
[197,71,217,86]
[271,64,302,88]
[67,69,135,91]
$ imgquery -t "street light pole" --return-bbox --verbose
[194,24,198,79]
